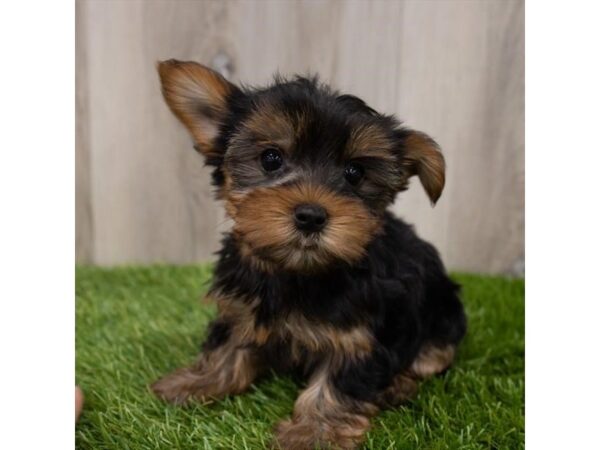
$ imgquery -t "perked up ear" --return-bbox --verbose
[157,59,239,158]
[401,129,446,205]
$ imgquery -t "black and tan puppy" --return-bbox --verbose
[152,60,466,450]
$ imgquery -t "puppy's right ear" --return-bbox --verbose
[157,60,240,158]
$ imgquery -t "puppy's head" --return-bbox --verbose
[158,60,445,273]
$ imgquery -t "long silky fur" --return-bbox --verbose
[154,61,467,450]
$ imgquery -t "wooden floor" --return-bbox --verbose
[76,0,524,274]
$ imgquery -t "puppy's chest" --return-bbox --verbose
[215,294,373,363]
[269,314,371,356]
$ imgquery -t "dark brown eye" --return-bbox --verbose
[260,148,283,172]
[344,162,364,185]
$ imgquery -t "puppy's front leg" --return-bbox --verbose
[151,343,260,405]
[152,301,264,405]
[274,362,379,450]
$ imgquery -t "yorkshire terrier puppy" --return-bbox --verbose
[152,60,467,450]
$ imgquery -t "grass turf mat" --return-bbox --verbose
[76,265,524,449]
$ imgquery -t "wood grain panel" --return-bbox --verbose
[75,0,93,263]
[76,0,524,274]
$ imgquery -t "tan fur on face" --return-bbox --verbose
[228,183,381,272]
[242,102,301,153]
[346,123,396,161]
[158,60,235,157]
[402,131,446,204]
[274,363,378,450]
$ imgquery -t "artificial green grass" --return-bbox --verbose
[76,265,524,449]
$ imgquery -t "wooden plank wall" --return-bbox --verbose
[76,0,524,274]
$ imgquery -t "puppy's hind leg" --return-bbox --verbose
[415,272,466,379]
[410,343,456,379]
[376,344,455,409]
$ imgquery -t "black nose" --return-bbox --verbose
[294,204,328,233]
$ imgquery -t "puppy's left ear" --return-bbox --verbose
[157,59,240,158]
[398,129,446,205]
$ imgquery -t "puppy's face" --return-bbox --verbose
[158,60,445,272]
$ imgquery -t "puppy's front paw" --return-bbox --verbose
[273,419,319,450]
[151,368,206,406]
[273,416,368,450]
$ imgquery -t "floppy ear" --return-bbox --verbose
[400,129,446,205]
[157,59,239,158]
